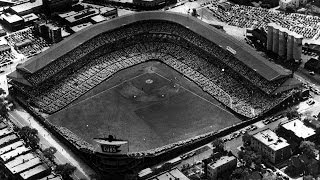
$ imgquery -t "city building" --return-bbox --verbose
[22,13,39,26]
[279,0,308,10]
[99,6,117,18]
[146,168,190,180]
[206,155,237,180]
[279,119,316,143]
[0,127,52,180]
[42,0,73,14]
[267,23,302,62]
[250,129,292,164]
[47,24,62,43]
[91,15,107,24]
[0,71,9,95]
[0,13,24,31]
[9,0,43,16]
[64,8,100,26]
[70,22,93,32]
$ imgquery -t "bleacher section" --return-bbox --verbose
[9,13,301,120]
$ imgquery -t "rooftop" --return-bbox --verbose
[5,153,36,169]
[0,134,18,146]
[282,119,316,139]
[208,155,236,169]
[39,174,63,180]
[70,22,93,32]
[1,146,31,162]
[100,6,116,14]
[10,0,42,14]
[21,13,39,22]
[65,8,99,23]
[58,11,77,18]
[20,164,48,180]
[91,15,107,23]
[1,14,23,23]
[0,128,13,137]
[0,140,24,155]
[0,122,7,130]
[10,158,42,174]
[253,129,290,151]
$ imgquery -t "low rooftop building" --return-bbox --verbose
[280,119,316,143]
[251,129,292,164]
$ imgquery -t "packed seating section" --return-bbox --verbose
[12,21,298,118]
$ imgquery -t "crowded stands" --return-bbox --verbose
[12,21,298,122]
[205,2,320,39]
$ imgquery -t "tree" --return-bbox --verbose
[43,147,57,161]
[17,126,40,149]
[55,163,76,179]
[286,109,300,119]
[299,141,316,159]
[242,132,251,146]
[212,139,224,152]
[231,168,244,179]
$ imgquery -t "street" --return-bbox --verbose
[8,108,95,180]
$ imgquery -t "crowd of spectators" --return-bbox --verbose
[13,21,298,118]
[5,28,50,58]
[205,2,320,39]
[10,21,303,154]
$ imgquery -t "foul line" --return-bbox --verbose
[62,72,148,111]
[154,72,235,117]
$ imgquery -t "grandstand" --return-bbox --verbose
[8,11,302,177]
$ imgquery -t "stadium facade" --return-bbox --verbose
[8,11,303,179]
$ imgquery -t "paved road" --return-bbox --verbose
[8,109,95,180]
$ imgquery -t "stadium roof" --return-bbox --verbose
[13,11,289,82]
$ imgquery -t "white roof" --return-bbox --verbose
[10,0,42,13]
[1,146,30,162]
[5,153,36,169]
[20,164,47,180]
[253,129,290,151]
[1,14,23,23]
[22,13,39,22]
[10,158,42,174]
[208,156,236,169]
[91,15,107,23]
[282,119,316,139]
[0,128,13,137]
[0,140,24,155]
[0,134,18,146]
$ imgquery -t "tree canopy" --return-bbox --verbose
[43,146,57,161]
[17,126,40,149]
[55,163,76,179]
[299,141,317,159]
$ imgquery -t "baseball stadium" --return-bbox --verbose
[8,11,302,178]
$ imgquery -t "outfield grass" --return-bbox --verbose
[49,61,241,152]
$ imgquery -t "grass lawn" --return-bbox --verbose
[49,61,241,152]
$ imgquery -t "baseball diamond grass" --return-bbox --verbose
[48,61,241,152]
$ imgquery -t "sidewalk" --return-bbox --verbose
[9,108,95,180]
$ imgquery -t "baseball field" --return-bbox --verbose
[48,61,241,152]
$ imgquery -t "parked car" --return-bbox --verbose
[263,119,271,125]
[307,99,315,105]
